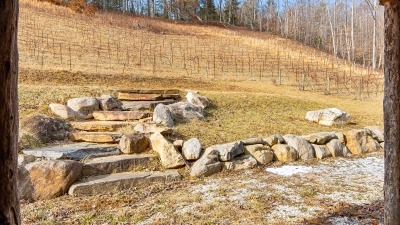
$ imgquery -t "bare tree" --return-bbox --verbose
[0,0,20,224]
[383,0,400,224]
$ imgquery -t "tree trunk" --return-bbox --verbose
[351,0,355,61]
[0,0,20,224]
[372,0,378,69]
[384,1,400,224]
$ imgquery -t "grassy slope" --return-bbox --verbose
[19,1,383,224]
[20,69,382,147]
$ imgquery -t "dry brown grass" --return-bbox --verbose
[21,155,384,225]
[20,0,383,96]
[19,69,383,147]
[18,2,385,224]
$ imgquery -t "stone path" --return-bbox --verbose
[20,89,384,201]
[68,170,181,196]
[22,89,183,198]
[67,89,182,195]
[22,143,120,160]
[81,154,158,176]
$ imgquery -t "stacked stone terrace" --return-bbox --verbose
[17,89,383,202]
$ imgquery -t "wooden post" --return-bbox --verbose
[326,75,330,95]
[278,69,282,85]
[383,1,400,224]
[0,0,20,224]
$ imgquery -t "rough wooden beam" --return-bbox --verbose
[0,0,20,224]
[384,1,400,224]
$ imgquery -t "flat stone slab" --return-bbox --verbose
[118,93,181,101]
[68,170,181,196]
[22,143,120,161]
[82,154,158,176]
[93,111,150,121]
[121,99,176,110]
[71,121,138,132]
[116,89,180,94]
[134,123,172,135]
[70,132,122,143]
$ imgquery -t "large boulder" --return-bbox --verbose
[272,144,298,162]
[186,91,210,109]
[18,160,83,201]
[365,126,384,143]
[150,132,185,169]
[305,108,351,126]
[67,97,99,119]
[263,134,285,147]
[206,141,244,162]
[19,115,70,149]
[153,104,174,127]
[344,129,381,155]
[222,155,258,170]
[326,139,347,157]
[190,150,222,177]
[302,132,337,145]
[182,138,202,160]
[119,134,150,154]
[244,144,274,165]
[97,94,120,111]
[312,144,332,159]
[167,102,205,123]
[335,132,347,144]
[49,103,76,119]
[283,134,315,160]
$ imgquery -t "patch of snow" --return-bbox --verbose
[266,166,313,176]
[191,182,220,203]
[240,178,268,188]
[228,188,250,203]
[174,202,201,215]
[327,216,382,225]
[315,157,384,177]
[266,205,321,221]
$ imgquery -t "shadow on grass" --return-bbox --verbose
[202,101,218,118]
[303,200,383,225]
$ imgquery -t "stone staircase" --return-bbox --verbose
[23,89,183,197]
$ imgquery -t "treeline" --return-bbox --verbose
[40,0,384,69]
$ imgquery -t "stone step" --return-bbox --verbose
[68,170,181,196]
[93,111,150,121]
[22,143,120,161]
[71,121,138,132]
[118,93,181,101]
[69,132,122,143]
[121,99,176,110]
[116,89,180,94]
[82,154,159,176]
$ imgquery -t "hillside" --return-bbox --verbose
[19,0,383,97]
[18,1,385,224]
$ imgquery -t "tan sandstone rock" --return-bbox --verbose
[18,160,83,201]
[272,144,298,162]
[150,132,185,169]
